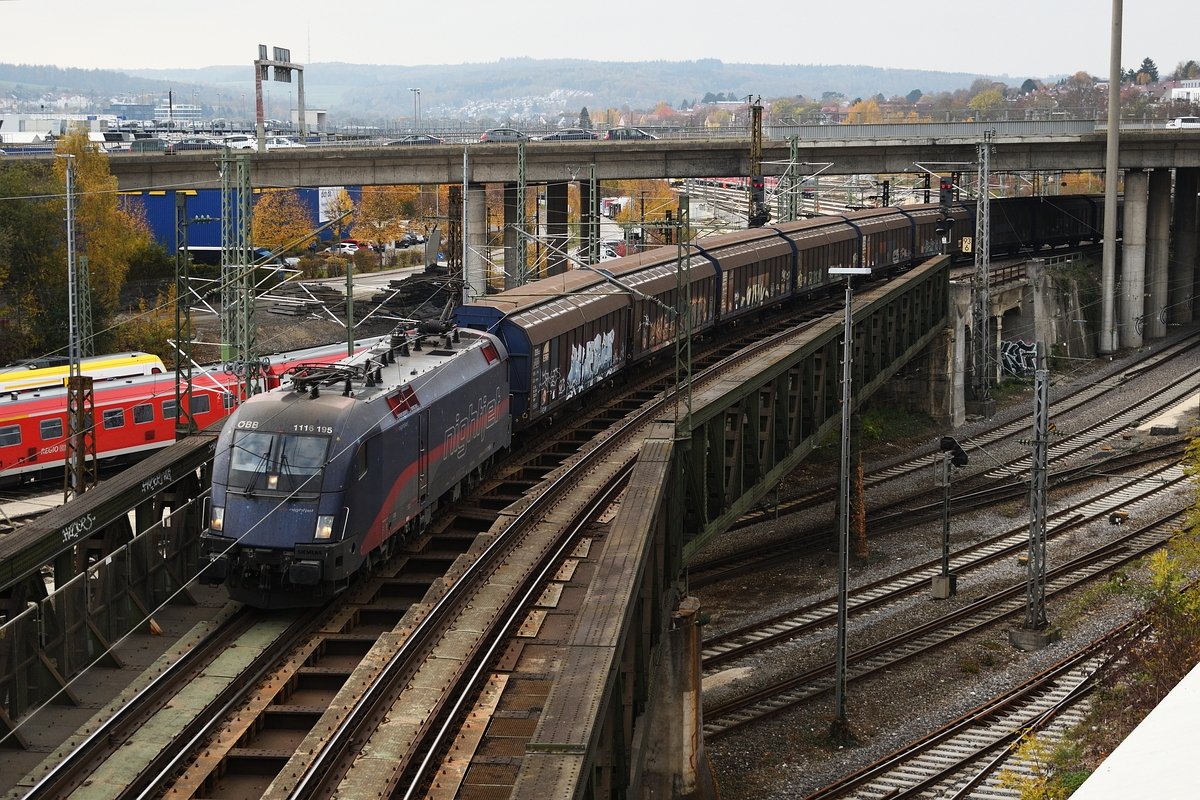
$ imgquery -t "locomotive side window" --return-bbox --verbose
[162,399,177,419]
[355,444,368,479]
[40,418,63,440]
[103,409,125,429]
[133,403,154,424]
[191,394,211,415]
[0,425,20,447]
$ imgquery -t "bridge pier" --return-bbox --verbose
[1172,168,1200,325]
[1121,169,1149,348]
[1147,170,1171,340]
[465,183,487,300]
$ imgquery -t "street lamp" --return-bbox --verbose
[827,265,871,740]
[409,88,421,131]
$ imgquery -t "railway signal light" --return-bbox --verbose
[939,176,954,206]
[940,435,969,467]
[750,175,765,205]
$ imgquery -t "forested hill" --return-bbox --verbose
[1,59,1021,119]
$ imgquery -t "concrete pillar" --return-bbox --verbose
[1146,170,1171,339]
[465,183,488,302]
[546,181,569,276]
[1172,168,1199,324]
[503,183,518,290]
[1121,169,1149,349]
[633,596,716,800]
[1029,258,1052,349]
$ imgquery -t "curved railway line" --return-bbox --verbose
[687,328,1200,588]
[701,493,1189,740]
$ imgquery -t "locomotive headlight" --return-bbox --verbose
[268,474,278,489]
[210,506,225,532]
[315,514,335,539]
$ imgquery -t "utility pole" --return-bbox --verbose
[1012,342,1056,650]
[1099,0,1123,354]
[61,156,96,501]
[971,133,995,414]
[748,96,770,228]
[220,151,259,402]
[516,140,528,284]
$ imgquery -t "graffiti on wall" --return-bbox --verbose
[1000,339,1038,375]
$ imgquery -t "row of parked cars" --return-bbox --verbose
[381,128,659,145]
[320,233,427,256]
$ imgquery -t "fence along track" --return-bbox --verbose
[703,496,1188,740]
[701,461,1184,671]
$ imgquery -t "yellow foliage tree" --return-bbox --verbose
[252,190,314,253]
[53,129,153,322]
[970,89,1006,112]
[844,99,882,124]
[323,189,356,240]
[354,185,418,259]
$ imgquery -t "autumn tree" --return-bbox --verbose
[252,190,314,253]
[323,189,356,241]
[1174,60,1200,80]
[52,129,154,353]
[0,162,60,360]
[354,185,418,264]
[970,89,1005,112]
[844,99,882,124]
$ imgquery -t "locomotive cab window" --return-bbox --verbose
[40,418,63,440]
[278,435,329,492]
[102,408,125,429]
[228,431,275,490]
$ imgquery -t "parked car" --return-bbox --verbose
[166,137,224,152]
[1166,117,1200,129]
[324,242,358,255]
[222,135,257,149]
[537,128,597,141]
[385,134,445,145]
[480,128,528,143]
[265,137,306,149]
[130,138,168,153]
[603,128,658,141]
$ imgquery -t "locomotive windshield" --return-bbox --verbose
[227,430,329,495]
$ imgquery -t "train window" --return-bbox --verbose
[229,431,274,488]
[191,395,211,415]
[222,393,237,410]
[280,435,329,492]
[103,409,125,429]
[40,418,63,440]
[162,399,177,419]
[133,404,154,424]
[0,425,20,447]
[355,444,368,479]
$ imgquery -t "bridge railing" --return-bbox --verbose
[0,494,205,740]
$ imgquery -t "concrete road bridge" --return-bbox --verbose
[88,125,1200,191]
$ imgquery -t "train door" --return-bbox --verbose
[418,409,429,504]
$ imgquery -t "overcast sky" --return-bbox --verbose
[2,0,1194,80]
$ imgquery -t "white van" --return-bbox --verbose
[1166,117,1200,129]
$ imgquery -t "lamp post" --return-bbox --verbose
[409,88,421,131]
[827,265,871,737]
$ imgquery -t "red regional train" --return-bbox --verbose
[0,337,391,486]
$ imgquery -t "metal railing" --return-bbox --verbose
[0,493,204,727]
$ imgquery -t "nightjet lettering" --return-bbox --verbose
[446,391,502,459]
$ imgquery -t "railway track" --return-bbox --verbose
[687,328,1200,587]
[18,306,834,799]
[701,459,1185,672]
[701,490,1189,740]
[800,625,1134,800]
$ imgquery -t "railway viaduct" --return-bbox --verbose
[1,125,1199,798]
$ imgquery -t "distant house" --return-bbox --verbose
[1170,80,1200,104]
